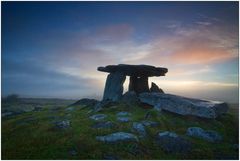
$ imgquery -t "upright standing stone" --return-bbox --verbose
[150,82,164,93]
[103,72,126,101]
[129,76,149,94]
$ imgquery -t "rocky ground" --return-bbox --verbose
[1,98,239,159]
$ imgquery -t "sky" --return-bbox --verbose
[2,1,239,103]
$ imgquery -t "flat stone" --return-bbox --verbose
[92,121,114,129]
[96,132,138,143]
[132,122,146,137]
[98,64,168,77]
[89,114,107,121]
[55,120,70,129]
[157,131,192,153]
[141,120,159,127]
[117,117,131,122]
[139,93,228,119]
[186,127,222,142]
[116,111,131,117]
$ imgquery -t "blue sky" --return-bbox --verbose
[2,2,239,103]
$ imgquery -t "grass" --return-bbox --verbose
[2,102,239,159]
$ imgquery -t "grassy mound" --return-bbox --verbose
[2,101,239,159]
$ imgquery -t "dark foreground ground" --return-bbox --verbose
[1,98,239,159]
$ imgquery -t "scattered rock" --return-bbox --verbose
[70,98,99,107]
[96,132,138,143]
[65,107,75,112]
[141,120,158,127]
[132,122,146,137]
[186,127,222,142]
[92,121,114,129]
[116,111,131,117]
[139,93,228,118]
[55,120,70,129]
[117,117,131,122]
[121,91,140,105]
[156,131,192,153]
[150,82,164,93]
[89,114,107,121]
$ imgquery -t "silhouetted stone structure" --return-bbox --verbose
[98,64,168,101]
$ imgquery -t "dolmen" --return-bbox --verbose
[98,64,168,101]
[97,64,228,119]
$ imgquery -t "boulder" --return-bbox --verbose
[89,114,107,121]
[150,82,164,93]
[96,132,138,143]
[186,127,222,142]
[139,93,228,119]
[98,64,168,77]
[132,122,146,137]
[156,131,192,153]
[121,91,140,105]
[70,98,99,107]
[103,72,126,101]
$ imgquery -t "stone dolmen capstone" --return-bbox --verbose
[98,64,168,101]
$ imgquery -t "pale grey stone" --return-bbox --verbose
[186,127,222,142]
[139,93,228,118]
[89,114,107,121]
[96,132,138,143]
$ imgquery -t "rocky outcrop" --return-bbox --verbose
[103,72,126,101]
[121,91,140,105]
[156,131,192,153]
[70,98,99,107]
[96,132,139,143]
[150,82,164,93]
[139,93,228,119]
[186,127,222,142]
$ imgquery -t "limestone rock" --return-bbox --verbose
[98,64,168,77]
[141,120,159,127]
[89,114,107,121]
[55,120,70,129]
[139,93,228,119]
[156,131,192,153]
[116,111,132,117]
[186,127,222,142]
[96,132,138,143]
[117,117,131,122]
[121,91,140,105]
[150,82,164,93]
[129,76,150,94]
[103,72,126,101]
[132,122,146,137]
